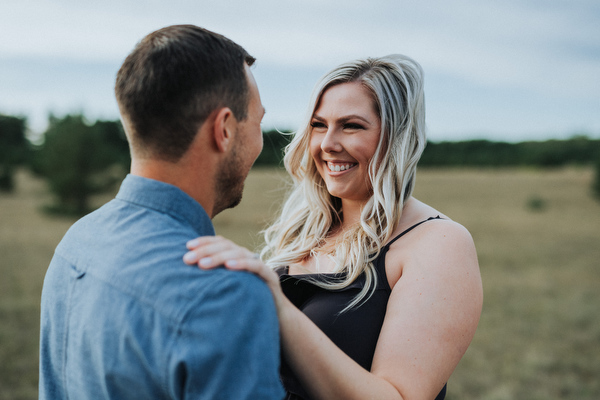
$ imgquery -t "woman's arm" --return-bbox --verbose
[183,221,482,400]
[369,220,482,399]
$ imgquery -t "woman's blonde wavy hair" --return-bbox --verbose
[261,54,427,311]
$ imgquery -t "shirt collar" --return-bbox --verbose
[115,174,215,236]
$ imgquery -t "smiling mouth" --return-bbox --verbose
[327,162,357,172]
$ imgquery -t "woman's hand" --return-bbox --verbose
[183,236,285,306]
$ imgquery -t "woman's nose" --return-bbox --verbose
[320,128,342,153]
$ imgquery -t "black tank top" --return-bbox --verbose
[276,216,446,400]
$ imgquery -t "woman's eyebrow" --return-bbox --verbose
[311,114,372,124]
[338,115,371,124]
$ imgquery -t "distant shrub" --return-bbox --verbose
[526,195,547,212]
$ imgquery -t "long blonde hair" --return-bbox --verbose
[261,54,427,311]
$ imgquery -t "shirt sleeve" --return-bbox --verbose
[167,271,284,400]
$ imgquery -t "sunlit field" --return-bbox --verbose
[1,167,599,399]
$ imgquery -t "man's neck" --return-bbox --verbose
[130,157,216,218]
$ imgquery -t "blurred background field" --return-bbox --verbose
[1,166,599,399]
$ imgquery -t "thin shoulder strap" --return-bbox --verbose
[385,215,443,248]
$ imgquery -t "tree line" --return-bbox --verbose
[1,113,599,216]
[420,137,600,167]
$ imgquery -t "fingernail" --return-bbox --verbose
[186,238,200,248]
[183,252,198,263]
[226,260,238,267]
[199,257,212,267]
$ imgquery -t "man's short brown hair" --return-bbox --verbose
[115,25,255,161]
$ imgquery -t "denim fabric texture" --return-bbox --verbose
[39,175,284,399]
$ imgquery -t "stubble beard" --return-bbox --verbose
[213,140,247,216]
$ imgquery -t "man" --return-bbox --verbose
[39,25,284,399]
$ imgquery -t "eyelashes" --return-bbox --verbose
[343,123,365,130]
[310,121,365,130]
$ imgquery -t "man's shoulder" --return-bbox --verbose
[175,268,275,324]
[49,192,276,327]
[172,268,278,344]
[56,195,210,264]
[196,268,273,305]
[97,264,277,337]
[52,197,220,315]
[63,195,212,240]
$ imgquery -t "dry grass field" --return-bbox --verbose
[1,166,599,399]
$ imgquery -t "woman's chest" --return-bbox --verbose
[280,276,390,370]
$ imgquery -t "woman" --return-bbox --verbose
[184,54,483,399]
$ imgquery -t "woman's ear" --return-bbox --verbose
[212,107,236,153]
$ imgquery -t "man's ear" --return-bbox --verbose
[212,107,236,153]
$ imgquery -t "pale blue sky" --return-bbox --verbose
[1,0,598,142]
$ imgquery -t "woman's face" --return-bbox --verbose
[309,81,381,203]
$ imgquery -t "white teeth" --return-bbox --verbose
[328,162,354,172]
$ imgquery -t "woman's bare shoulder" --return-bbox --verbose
[385,197,478,287]
[391,197,449,234]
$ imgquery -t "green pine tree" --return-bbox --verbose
[36,114,125,216]
[0,115,28,192]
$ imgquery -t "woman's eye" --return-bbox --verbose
[344,123,364,130]
[310,121,326,129]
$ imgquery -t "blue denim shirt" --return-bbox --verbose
[39,175,284,399]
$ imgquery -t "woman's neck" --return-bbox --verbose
[338,198,365,231]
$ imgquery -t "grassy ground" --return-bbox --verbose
[0,167,598,399]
